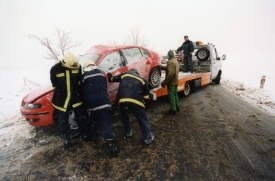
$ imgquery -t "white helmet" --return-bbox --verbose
[83,60,96,69]
[61,52,79,69]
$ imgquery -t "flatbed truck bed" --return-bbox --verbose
[150,71,211,100]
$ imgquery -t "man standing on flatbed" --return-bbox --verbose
[176,35,194,73]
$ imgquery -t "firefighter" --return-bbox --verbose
[81,60,120,158]
[50,52,86,151]
[159,50,180,115]
[176,35,195,73]
[107,69,154,145]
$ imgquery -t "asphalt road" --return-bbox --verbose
[1,83,275,180]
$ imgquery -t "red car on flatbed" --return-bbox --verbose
[21,45,161,126]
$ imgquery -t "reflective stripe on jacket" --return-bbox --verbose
[50,62,83,112]
[108,70,150,108]
[82,69,111,111]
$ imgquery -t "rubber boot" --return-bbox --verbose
[166,110,176,115]
[105,139,120,158]
[63,133,71,151]
[77,118,89,142]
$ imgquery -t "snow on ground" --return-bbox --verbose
[222,77,275,116]
[0,61,53,151]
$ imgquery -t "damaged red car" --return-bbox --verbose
[20,45,161,126]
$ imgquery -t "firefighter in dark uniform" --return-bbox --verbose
[50,52,86,150]
[82,60,120,158]
[107,69,154,145]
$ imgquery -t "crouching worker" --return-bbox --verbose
[82,60,120,158]
[50,52,87,151]
[107,69,154,145]
[159,50,180,115]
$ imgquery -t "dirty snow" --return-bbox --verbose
[222,77,275,116]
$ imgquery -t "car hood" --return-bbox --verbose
[23,83,54,103]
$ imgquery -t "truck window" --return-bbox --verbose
[212,48,217,60]
[123,48,143,64]
[98,51,124,72]
[215,48,219,59]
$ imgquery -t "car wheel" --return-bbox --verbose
[149,68,161,88]
[183,82,191,97]
[196,48,210,61]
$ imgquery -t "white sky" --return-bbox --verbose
[1,0,275,89]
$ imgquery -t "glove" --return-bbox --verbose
[161,81,166,88]
[107,73,112,82]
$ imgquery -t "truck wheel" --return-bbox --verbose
[214,70,222,84]
[149,68,161,88]
[183,82,191,97]
[214,77,221,84]
[196,48,210,61]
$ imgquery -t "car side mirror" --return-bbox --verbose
[217,57,221,60]
[222,55,226,60]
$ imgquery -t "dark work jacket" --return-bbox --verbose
[50,62,83,112]
[81,68,111,111]
[177,40,194,57]
[108,70,150,108]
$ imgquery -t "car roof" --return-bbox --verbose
[85,45,146,55]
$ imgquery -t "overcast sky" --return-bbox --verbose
[1,0,275,88]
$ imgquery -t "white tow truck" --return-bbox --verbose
[150,41,226,100]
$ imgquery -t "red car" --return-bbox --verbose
[20,45,161,126]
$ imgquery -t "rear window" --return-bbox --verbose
[141,48,150,58]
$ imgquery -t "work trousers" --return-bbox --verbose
[184,56,193,72]
[120,103,152,141]
[58,105,86,141]
[88,109,114,140]
[168,85,179,111]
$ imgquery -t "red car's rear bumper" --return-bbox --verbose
[20,106,54,126]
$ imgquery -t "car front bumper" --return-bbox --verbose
[20,106,54,126]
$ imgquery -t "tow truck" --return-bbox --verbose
[150,41,226,100]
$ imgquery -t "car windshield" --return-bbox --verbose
[78,54,100,68]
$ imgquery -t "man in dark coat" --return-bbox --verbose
[176,35,195,73]
[82,60,120,158]
[107,69,154,145]
[50,52,86,150]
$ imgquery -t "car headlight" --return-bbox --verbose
[24,102,42,109]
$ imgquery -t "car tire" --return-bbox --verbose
[183,82,191,97]
[196,48,210,61]
[149,68,161,88]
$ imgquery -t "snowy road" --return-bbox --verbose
[0,82,275,180]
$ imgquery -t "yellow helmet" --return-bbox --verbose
[83,60,96,69]
[61,52,79,69]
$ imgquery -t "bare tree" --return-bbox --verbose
[27,28,82,63]
[107,40,118,45]
[126,26,148,47]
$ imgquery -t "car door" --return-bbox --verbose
[97,51,127,102]
[122,48,150,79]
